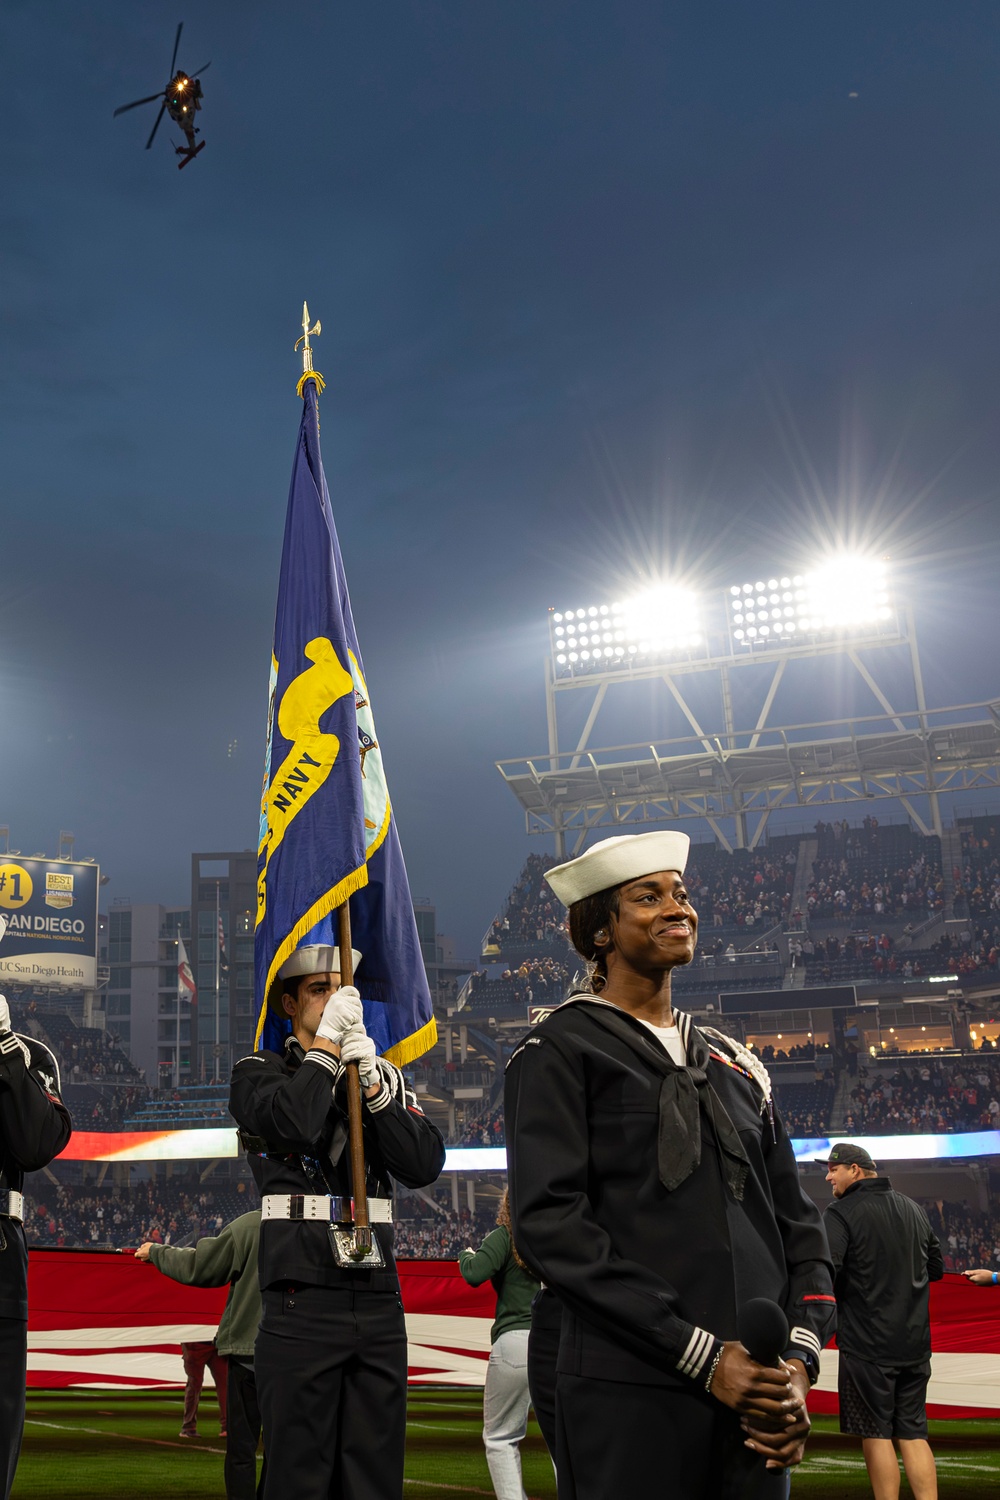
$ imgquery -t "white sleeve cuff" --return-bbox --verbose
[787,1325,822,1361]
[364,1081,393,1113]
[676,1325,719,1380]
[303,1048,343,1081]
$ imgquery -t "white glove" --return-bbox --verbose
[315,986,363,1045]
[339,1025,379,1089]
[0,995,10,1033]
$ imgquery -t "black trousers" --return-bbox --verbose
[0,1317,26,1500]
[527,1291,560,1461]
[555,1373,791,1500]
[225,1358,263,1500]
[256,1284,407,1500]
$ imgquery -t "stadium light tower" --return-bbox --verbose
[496,554,1000,858]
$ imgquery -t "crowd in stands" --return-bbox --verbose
[794,927,992,984]
[805,850,944,926]
[463,957,575,1014]
[10,1003,142,1085]
[922,928,1000,979]
[62,1083,147,1129]
[482,854,562,955]
[685,849,795,930]
[925,1201,1000,1275]
[843,1059,1000,1135]
[393,1207,498,1259]
[958,822,1000,919]
[449,1096,506,1148]
[23,1176,255,1249]
[771,1078,837,1138]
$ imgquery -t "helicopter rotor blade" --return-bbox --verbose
[145,101,168,150]
[169,21,183,78]
[113,91,165,117]
[191,61,212,78]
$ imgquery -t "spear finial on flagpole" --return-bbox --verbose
[295,301,325,398]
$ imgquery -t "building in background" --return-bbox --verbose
[104,901,192,1085]
[189,852,257,1081]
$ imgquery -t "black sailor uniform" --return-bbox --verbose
[0,1032,72,1500]
[504,997,836,1500]
[230,1036,444,1500]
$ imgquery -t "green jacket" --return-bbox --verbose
[459,1226,539,1344]
[149,1210,261,1358]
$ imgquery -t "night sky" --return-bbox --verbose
[3,2,999,958]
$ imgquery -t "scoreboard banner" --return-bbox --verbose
[0,857,100,989]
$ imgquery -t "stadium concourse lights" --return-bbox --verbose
[727,556,894,649]
[549,584,702,675]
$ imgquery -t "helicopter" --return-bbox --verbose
[113,23,211,169]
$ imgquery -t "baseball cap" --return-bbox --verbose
[827,1142,877,1172]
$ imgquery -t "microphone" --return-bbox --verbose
[737,1298,789,1367]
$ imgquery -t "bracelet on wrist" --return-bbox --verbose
[993,1271,998,1285]
[703,1345,725,1394]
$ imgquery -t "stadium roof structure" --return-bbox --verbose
[498,700,1000,854]
[498,594,1000,855]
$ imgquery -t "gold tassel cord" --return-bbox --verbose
[297,370,326,399]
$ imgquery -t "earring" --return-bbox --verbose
[594,929,608,944]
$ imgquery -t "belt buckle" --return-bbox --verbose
[328,1224,385,1270]
[288,1196,305,1221]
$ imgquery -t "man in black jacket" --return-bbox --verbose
[229,943,445,1500]
[824,1142,943,1500]
[0,996,72,1499]
[506,831,836,1499]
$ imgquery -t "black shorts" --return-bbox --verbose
[838,1351,930,1440]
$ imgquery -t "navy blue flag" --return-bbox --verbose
[254,379,436,1065]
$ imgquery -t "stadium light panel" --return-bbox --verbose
[727,557,894,649]
[550,584,702,675]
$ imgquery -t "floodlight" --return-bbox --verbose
[549,583,702,675]
[726,556,894,649]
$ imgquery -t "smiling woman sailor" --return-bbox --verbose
[504,832,836,1500]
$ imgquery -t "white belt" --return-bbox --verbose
[261,1194,392,1225]
[0,1191,24,1222]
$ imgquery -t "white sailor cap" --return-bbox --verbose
[266,944,363,1016]
[544,831,690,908]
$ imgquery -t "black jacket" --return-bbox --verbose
[824,1177,943,1365]
[229,1037,444,1292]
[505,998,836,1389]
[0,1032,72,1319]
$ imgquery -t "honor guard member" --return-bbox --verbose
[505,833,837,1500]
[229,945,445,1500]
[0,995,72,1499]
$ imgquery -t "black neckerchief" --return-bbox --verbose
[568,998,751,1202]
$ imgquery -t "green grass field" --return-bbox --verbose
[14,1389,1000,1497]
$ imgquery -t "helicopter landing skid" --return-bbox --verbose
[176,141,206,169]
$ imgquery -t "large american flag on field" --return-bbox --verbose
[27,1252,495,1389]
[25,1253,1000,1414]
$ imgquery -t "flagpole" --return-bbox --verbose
[292,303,370,1255]
[214,880,220,1084]
[175,933,181,1090]
[338,901,371,1254]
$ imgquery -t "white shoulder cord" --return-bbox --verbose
[701,1026,773,1115]
[376,1055,405,1101]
